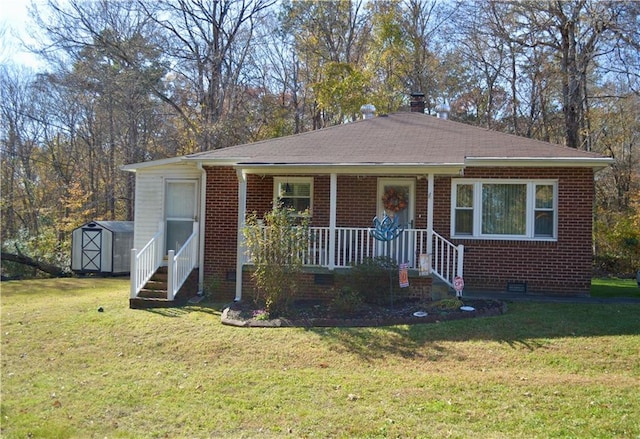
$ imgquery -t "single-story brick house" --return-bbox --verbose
[123,99,612,307]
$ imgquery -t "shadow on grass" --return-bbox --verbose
[306,302,640,361]
[144,299,226,318]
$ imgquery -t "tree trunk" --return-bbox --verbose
[1,252,69,277]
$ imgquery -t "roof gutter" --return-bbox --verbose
[225,163,465,176]
[464,156,614,170]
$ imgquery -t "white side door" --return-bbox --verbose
[165,180,198,253]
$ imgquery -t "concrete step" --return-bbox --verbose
[431,278,454,300]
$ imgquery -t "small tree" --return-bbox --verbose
[243,206,309,315]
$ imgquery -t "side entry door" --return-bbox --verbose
[165,180,198,253]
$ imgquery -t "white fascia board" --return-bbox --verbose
[464,156,614,169]
[225,163,465,175]
[120,157,186,172]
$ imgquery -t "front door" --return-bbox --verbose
[165,180,198,253]
[377,178,416,266]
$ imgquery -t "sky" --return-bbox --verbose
[0,0,44,68]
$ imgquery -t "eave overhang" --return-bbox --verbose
[464,156,614,170]
[121,156,186,172]
[191,160,465,176]
[122,154,614,174]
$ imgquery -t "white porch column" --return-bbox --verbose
[167,250,175,300]
[197,163,207,294]
[235,169,247,301]
[328,173,337,270]
[456,244,464,278]
[427,173,434,258]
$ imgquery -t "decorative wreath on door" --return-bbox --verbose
[382,187,408,213]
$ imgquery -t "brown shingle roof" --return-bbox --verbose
[185,112,610,167]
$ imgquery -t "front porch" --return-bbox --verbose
[244,225,463,286]
[229,169,465,301]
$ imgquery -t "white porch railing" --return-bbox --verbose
[246,226,464,289]
[130,226,164,299]
[167,223,198,300]
[431,230,464,287]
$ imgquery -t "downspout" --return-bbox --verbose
[197,162,207,295]
[235,168,247,301]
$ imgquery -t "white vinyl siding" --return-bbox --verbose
[133,165,201,250]
[451,179,558,241]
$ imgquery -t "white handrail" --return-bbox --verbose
[130,229,163,299]
[167,223,198,300]
[431,230,464,288]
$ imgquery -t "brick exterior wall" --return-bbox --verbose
[434,167,595,295]
[203,166,239,301]
[239,269,434,302]
[203,166,595,300]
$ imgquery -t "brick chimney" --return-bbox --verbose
[410,92,425,113]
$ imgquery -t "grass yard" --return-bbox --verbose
[591,276,640,299]
[1,278,639,438]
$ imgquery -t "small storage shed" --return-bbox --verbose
[71,221,134,275]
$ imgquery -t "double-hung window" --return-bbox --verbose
[452,179,557,240]
[274,177,313,215]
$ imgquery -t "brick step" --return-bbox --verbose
[143,279,167,290]
[129,297,175,309]
[150,273,168,282]
[130,267,199,309]
[138,288,168,299]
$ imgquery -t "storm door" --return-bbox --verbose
[376,179,416,266]
[165,180,198,253]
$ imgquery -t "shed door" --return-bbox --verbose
[165,180,198,253]
[81,228,102,271]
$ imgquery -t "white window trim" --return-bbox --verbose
[273,176,313,215]
[451,179,558,241]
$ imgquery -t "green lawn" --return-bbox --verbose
[1,278,639,438]
[591,276,640,298]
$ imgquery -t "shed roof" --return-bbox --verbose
[77,221,134,233]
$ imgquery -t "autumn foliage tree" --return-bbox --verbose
[1,0,639,278]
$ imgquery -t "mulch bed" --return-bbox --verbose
[221,297,507,328]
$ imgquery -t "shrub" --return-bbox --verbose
[594,205,640,276]
[329,286,363,316]
[243,206,309,316]
[344,256,401,305]
[430,298,464,311]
